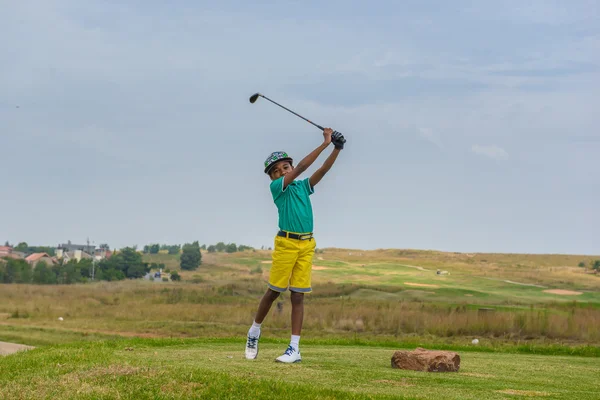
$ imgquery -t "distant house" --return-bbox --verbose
[57,241,95,256]
[25,253,56,267]
[94,249,112,261]
[0,246,23,260]
[56,249,93,263]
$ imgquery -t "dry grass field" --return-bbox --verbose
[1,248,599,348]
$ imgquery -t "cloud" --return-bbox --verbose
[471,145,509,160]
[418,128,443,148]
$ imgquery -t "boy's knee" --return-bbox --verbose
[290,292,304,305]
[267,289,282,300]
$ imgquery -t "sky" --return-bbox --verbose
[1,0,598,255]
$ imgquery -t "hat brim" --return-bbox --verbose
[264,158,293,174]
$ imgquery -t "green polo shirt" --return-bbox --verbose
[270,176,314,234]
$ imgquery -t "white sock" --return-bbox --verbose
[249,321,261,337]
[290,335,300,351]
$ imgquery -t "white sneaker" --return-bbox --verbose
[245,332,260,360]
[275,345,301,363]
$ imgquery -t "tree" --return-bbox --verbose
[225,243,237,253]
[127,263,149,278]
[593,260,600,271]
[97,247,149,280]
[578,262,587,268]
[149,244,160,254]
[167,245,181,255]
[99,243,110,251]
[3,259,30,283]
[170,271,181,281]
[58,259,83,284]
[215,242,226,252]
[207,245,216,253]
[78,258,94,279]
[14,242,28,252]
[200,244,206,250]
[33,261,56,284]
[181,241,202,271]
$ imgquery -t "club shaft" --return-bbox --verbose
[260,95,324,131]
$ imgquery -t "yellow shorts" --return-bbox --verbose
[268,234,316,293]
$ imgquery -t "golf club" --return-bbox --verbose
[249,92,326,131]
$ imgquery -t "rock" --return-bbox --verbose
[391,348,460,372]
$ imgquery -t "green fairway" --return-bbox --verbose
[1,338,598,399]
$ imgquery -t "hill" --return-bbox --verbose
[0,247,598,348]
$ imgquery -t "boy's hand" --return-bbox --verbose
[323,128,333,145]
[332,131,346,150]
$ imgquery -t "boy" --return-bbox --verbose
[245,127,345,363]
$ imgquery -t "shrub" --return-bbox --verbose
[170,271,181,281]
[11,310,29,319]
[251,265,263,274]
[181,242,202,271]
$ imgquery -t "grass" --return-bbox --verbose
[1,249,600,399]
[2,280,599,344]
[0,325,118,346]
[1,338,599,399]
[142,253,181,270]
[1,249,599,347]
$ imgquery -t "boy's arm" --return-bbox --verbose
[283,128,333,188]
[309,148,341,188]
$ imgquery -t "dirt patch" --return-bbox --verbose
[261,261,271,264]
[404,282,440,288]
[0,341,35,356]
[312,265,328,270]
[543,289,582,296]
[464,294,474,297]
[317,256,324,260]
[496,389,551,397]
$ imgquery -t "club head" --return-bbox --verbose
[249,93,260,104]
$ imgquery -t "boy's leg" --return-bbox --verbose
[245,289,280,360]
[275,238,315,363]
[246,235,298,360]
[275,292,304,363]
[290,292,304,336]
[254,289,281,324]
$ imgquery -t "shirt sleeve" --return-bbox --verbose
[270,176,286,201]
[303,178,315,195]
